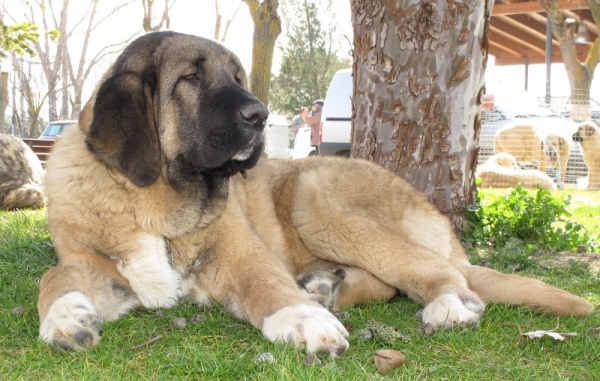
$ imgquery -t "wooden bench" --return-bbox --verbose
[21,138,56,167]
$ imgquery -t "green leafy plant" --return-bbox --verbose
[465,185,596,252]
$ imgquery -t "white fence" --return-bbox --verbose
[477,91,599,190]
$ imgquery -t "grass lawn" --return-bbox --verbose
[1,191,599,380]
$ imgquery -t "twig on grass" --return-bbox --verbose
[125,333,163,351]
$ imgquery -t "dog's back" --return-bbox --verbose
[0,134,45,210]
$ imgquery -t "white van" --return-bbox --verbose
[319,69,352,157]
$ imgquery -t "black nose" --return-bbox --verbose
[240,103,269,130]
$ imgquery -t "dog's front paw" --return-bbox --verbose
[261,303,349,356]
[39,291,102,351]
[420,293,485,329]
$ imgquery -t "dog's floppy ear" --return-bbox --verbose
[85,70,161,187]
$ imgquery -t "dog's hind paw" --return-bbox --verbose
[261,303,349,356]
[39,291,102,351]
[297,268,346,312]
[420,293,485,329]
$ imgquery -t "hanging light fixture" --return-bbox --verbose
[575,19,591,44]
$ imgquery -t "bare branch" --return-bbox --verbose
[142,0,174,33]
[220,0,243,42]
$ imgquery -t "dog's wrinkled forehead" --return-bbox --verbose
[115,31,247,88]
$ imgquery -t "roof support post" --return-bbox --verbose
[545,15,552,105]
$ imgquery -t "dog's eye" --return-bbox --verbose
[183,72,201,82]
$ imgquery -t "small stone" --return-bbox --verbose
[423,323,435,337]
[335,311,350,321]
[172,317,187,328]
[154,310,164,318]
[374,349,407,373]
[355,328,374,342]
[415,309,424,322]
[568,257,576,264]
[303,352,321,366]
[255,352,275,365]
[586,327,600,339]
[10,306,25,317]
[488,236,496,245]
[479,260,491,268]
[189,314,206,323]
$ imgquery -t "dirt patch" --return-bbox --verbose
[539,251,600,274]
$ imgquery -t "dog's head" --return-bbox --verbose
[489,152,519,170]
[572,121,599,144]
[83,31,268,187]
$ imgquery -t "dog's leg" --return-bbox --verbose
[293,164,487,329]
[38,259,140,351]
[190,238,350,356]
[296,215,484,328]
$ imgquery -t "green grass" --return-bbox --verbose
[1,199,599,380]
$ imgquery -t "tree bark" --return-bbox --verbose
[351,0,492,235]
[0,72,8,133]
[541,0,599,121]
[243,0,282,104]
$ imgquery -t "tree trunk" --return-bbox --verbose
[243,0,282,104]
[351,0,492,235]
[0,72,8,133]
[541,0,599,122]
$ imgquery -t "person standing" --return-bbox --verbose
[304,100,324,154]
[289,106,308,144]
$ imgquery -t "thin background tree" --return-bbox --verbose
[269,0,350,118]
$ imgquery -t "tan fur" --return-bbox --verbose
[0,134,45,209]
[494,124,570,188]
[37,32,593,355]
[572,121,600,190]
[477,152,557,190]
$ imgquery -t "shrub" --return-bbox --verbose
[464,185,596,252]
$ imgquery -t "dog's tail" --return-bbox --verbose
[465,265,593,316]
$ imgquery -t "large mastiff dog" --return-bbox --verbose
[38,32,593,355]
[0,134,45,210]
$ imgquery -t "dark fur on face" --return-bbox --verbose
[85,31,268,188]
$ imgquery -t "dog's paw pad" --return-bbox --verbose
[261,303,349,356]
[40,291,102,351]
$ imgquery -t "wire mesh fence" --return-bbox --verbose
[477,90,600,191]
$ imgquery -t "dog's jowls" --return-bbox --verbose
[0,134,45,210]
[38,31,593,355]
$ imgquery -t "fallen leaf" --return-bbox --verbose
[374,349,407,373]
[522,330,577,341]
